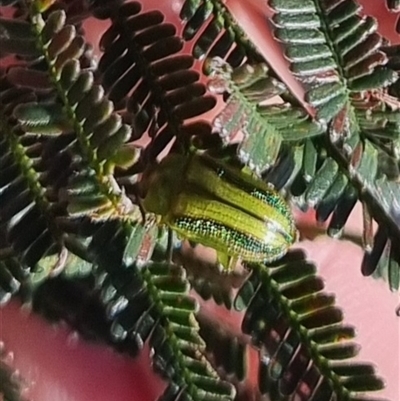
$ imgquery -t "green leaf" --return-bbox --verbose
[208,58,324,174]
[239,252,386,400]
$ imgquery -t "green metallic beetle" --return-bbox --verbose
[141,152,297,270]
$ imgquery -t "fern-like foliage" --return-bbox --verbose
[32,274,145,355]
[268,0,400,181]
[197,313,268,401]
[97,1,218,164]
[251,0,400,290]
[201,52,400,292]
[198,313,248,384]
[269,0,400,186]
[25,7,140,221]
[270,0,398,120]
[0,75,66,270]
[0,5,143,295]
[237,250,387,401]
[0,257,28,304]
[0,1,398,401]
[179,0,266,67]
[207,57,324,173]
[88,220,236,401]
[286,132,400,290]
[177,0,323,172]
[173,244,245,310]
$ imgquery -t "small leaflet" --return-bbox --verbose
[207,57,287,175]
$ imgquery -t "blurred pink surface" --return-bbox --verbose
[0,1,399,400]
[0,303,165,401]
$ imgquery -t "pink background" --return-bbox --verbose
[0,1,399,400]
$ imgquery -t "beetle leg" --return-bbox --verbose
[216,251,228,271]
[216,252,238,272]
[227,256,239,271]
